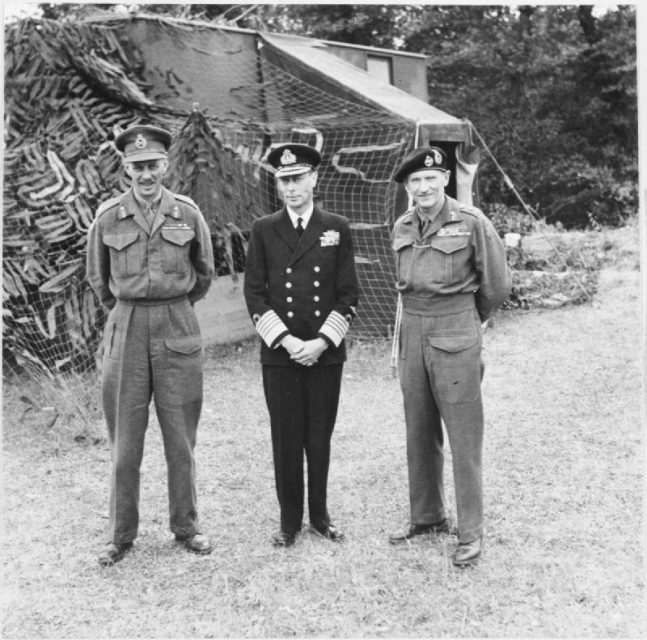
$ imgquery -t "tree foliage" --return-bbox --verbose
[256,4,637,228]
[32,3,637,229]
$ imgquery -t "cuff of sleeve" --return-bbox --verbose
[317,332,335,348]
[317,310,349,348]
[255,310,290,349]
[272,330,290,349]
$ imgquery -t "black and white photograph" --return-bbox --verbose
[1,2,644,637]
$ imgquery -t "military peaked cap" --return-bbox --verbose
[394,146,449,183]
[267,143,321,178]
[115,125,172,163]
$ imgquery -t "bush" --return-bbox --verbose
[530,159,637,229]
[486,203,535,238]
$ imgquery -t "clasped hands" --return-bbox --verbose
[281,335,328,366]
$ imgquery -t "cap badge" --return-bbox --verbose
[281,149,297,166]
[424,154,433,167]
[134,134,148,150]
[432,149,443,165]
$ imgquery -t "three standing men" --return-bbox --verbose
[244,143,359,547]
[87,130,507,566]
[87,124,215,566]
[388,146,510,566]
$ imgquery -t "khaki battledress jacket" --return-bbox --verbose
[85,186,214,543]
[87,186,213,308]
[391,195,510,543]
[392,195,510,321]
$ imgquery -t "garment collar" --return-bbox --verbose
[415,197,447,224]
[132,187,163,211]
[286,202,314,228]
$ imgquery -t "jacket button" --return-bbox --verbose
[287,296,293,303]
[314,266,320,272]
[314,295,320,302]
[313,281,320,287]
[286,267,292,274]
[286,282,292,288]
[314,310,321,317]
[287,311,294,318]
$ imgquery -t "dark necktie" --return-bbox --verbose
[419,216,429,237]
[145,204,155,228]
[296,217,304,237]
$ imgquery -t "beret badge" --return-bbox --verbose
[393,145,448,182]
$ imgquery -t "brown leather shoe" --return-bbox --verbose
[311,522,345,542]
[98,542,133,566]
[176,533,212,555]
[389,520,450,544]
[452,536,483,566]
[272,530,297,547]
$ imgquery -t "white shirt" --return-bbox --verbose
[287,203,314,230]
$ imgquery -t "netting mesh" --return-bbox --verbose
[3,14,420,395]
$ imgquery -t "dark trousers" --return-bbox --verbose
[399,307,484,544]
[262,363,343,534]
[101,299,204,544]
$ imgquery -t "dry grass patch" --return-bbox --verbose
[2,224,643,638]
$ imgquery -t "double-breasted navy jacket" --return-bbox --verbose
[244,204,359,366]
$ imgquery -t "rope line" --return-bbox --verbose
[465,119,593,301]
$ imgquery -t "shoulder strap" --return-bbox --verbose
[95,195,122,217]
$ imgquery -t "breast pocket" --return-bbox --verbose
[316,242,339,272]
[161,228,195,274]
[394,238,414,283]
[429,236,470,284]
[104,232,143,277]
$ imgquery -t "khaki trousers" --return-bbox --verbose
[101,298,204,543]
[398,303,484,543]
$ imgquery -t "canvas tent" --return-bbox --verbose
[3,13,478,376]
[261,31,479,203]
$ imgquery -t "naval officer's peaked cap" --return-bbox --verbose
[267,143,322,178]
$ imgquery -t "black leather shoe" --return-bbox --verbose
[452,536,483,566]
[272,530,297,547]
[98,542,133,566]
[312,523,345,542]
[389,520,450,544]
[175,533,212,555]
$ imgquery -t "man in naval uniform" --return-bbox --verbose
[244,143,359,547]
[87,124,215,566]
[388,146,510,566]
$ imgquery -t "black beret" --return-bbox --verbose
[115,125,172,162]
[267,143,321,178]
[394,146,448,183]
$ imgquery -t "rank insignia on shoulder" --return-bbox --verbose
[174,194,199,209]
[459,204,482,216]
[437,226,471,237]
[320,230,340,246]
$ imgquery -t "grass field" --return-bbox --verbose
[1,225,644,638]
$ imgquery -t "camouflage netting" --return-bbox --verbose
[4,14,418,379]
